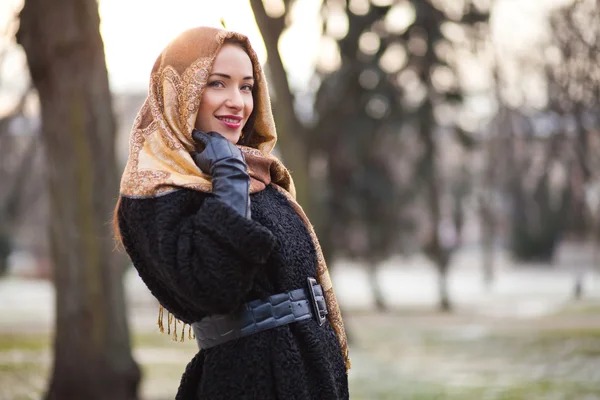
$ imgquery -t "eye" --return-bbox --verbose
[208,80,224,88]
[241,84,254,92]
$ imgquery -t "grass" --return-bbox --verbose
[0,334,50,352]
[2,311,600,399]
[343,311,600,399]
[552,301,600,317]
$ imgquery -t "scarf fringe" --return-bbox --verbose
[157,304,196,342]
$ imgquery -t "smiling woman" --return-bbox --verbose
[113,26,350,400]
[194,41,255,145]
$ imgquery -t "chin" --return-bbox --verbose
[222,132,241,144]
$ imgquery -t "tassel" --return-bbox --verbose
[157,305,165,333]
[167,312,173,335]
[156,305,192,344]
[172,318,178,341]
[180,324,186,342]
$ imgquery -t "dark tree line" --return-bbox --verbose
[484,0,600,268]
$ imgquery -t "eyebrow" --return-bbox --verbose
[209,73,254,81]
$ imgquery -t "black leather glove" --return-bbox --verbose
[191,129,251,219]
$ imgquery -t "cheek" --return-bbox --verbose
[245,99,254,118]
[195,105,206,125]
[196,96,215,123]
[195,104,213,130]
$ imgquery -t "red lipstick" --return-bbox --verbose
[216,115,242,129]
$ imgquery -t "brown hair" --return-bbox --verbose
[112,196,123,250]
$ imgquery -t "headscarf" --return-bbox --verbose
[117,26,350,370]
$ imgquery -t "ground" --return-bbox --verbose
[1,244,600,399]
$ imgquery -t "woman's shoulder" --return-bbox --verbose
[254,184,294,203]
[119,188,210,220]
[121,188,209,205]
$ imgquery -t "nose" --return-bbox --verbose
[225,88,244,111]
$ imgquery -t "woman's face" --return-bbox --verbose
[194,43,255,144]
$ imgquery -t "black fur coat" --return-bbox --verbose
[117,185,349,399]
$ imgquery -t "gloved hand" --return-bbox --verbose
[191,129,251,219]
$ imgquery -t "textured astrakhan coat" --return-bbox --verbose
[118,185,349,399]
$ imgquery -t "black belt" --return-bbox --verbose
[192,277,328,349]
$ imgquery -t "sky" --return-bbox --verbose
[97,0,322,92]
[0,0,575,112]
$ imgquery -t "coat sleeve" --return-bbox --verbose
[118,189,276,320]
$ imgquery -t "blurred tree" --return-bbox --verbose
[249,0,311,215]
[508,129,570,263]
[546,0,600,185]
[0,14,36,277]
[313,1,411,311]
[476,38,506,290]
[0,89,35,276]
[253,0,490,311]
[314,0,489,311]
[484,107,570,264]
[251,0,408,309]
[491,0,600,266]
[545,0,600,295]
[250,0,357,344]
[16,0,141,398]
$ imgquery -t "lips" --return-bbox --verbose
[216,115,243,129]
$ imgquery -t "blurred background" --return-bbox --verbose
[2,0,600,399]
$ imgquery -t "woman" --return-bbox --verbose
[115,27,350,399]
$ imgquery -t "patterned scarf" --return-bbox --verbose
[117,27,350,370]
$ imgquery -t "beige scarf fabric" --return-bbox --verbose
[118,27,350,370]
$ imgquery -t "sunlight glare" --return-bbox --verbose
[379,43,407,74]
[348,0,369,16]
[317,36,341,73]
[98,0,267,92]
[263,0,286,18]
[385,2,415,35]
[278,0,322,91]
[326,6,349,40]
[359,31,380,55]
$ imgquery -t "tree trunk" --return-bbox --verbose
[572,233,587,301]
[509,172,564,263]
[437,260,451,312]
[479,195,495,289]
[367,262,387,311]
[0,229,10,276]
[421,96,453,312]
[249,0,311,214]
[17,1,141,399]
[0,247,8,276]
[482,239,494,289]
[573,275,583,300]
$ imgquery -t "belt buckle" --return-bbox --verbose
[307,277,327,326]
